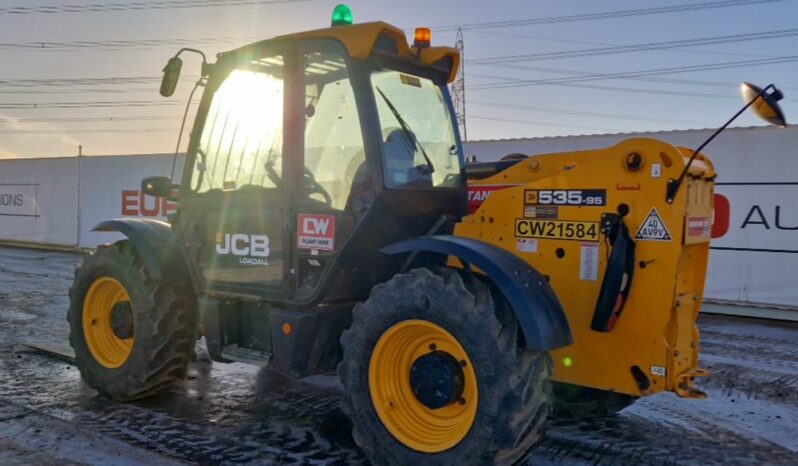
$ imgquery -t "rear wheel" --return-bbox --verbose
[552,382,638,417]
[67,241,197,401]
[339,268,552,465]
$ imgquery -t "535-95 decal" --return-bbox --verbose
[525,189,606,206]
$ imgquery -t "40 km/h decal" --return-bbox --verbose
[525,189,606,206]
[516,219,600,242]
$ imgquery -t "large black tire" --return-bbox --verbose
[552,382,638,418]
[339,267,552,466]
[67,241,197,401]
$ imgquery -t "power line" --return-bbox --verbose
[468,72,743,99]
[0,128,182,134]
[0,36,260,52]
[469,55,798,90]
[471,65,798,92]
[470,30,774,60]
[518,82,739,100]
[2,115,182,123]
[0,76,162,87]
[0,88,161,95]
[434,0,790,31]
[0,0,313,16]
[470,115,617,133]
[0,99,190,109]
[469,28,798,65]
[470,101,715,126]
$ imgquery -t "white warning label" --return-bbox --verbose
[516,238,538,253]
[579,242,599,281]
[635,207,672,241]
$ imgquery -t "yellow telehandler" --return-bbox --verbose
[66,5,786,465]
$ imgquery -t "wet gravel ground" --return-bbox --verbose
[0,246,796,465]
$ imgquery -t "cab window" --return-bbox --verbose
[371,70,461,189]
[191,56,284,193]
[303,52,365,210]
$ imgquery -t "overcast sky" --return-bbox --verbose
[1,0,796,158]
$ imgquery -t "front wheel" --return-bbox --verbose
[339,268,552,466]
[67,241,197,401]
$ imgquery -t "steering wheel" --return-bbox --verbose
[264,160,331,205]
[264,160,282,187]
[304,167,332,205]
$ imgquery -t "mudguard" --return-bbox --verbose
[382,235,573,351]
[92,218,184,281]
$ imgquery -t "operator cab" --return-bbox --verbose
[170,21,466,306]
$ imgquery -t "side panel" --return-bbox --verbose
[463,125,798,311]
[458,138,713,397]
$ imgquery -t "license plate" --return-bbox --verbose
[515,219,600,242]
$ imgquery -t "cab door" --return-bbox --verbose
[177,51,299,298]
[290,43,371,301]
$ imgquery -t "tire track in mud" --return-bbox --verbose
[4,344,795,466]
[699,359,798,403]
[0,347,366,465]
[537,398,796,466]
[701,331,798,369]
[697,320,798,405]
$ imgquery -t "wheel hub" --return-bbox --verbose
[82,276,134,369]
[368,319,478,453]
[409,350,465,409]
[110,301,134,340]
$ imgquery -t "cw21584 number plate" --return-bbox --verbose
[525,189,606,206]
[515,219,600,242]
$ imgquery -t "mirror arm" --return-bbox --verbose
[665,83,775,203]
[173,47,210,76]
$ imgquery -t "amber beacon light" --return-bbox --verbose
[414,27,431,48]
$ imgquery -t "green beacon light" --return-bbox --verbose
[331,4,353,26]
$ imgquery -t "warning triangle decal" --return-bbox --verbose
[635,207,672,241]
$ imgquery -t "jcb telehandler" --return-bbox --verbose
[67,5,787,465]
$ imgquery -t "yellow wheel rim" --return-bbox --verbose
[369,319,478,453]
[82,276,134,369]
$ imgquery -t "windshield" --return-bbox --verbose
[371,70,461,189]
[191,56,284,192]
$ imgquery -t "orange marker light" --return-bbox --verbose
[414,27,431,48]
[282,322,293,335]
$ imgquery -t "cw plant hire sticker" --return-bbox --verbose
[635,207,671,241]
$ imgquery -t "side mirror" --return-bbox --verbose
[666,82,788,203]
[141,176,179,200]
[160,56,183,97]
[741,82,787,127]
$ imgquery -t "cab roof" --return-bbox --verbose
[226,21,460,83]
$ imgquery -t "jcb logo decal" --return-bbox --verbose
[215,233,270,265]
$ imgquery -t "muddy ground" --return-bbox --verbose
[0,246,795,465]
